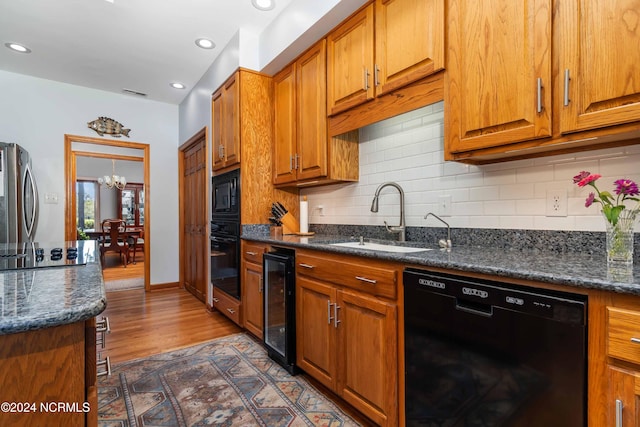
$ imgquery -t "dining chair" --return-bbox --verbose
[100,219,129,267]
[127,229,144,264]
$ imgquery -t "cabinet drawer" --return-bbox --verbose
[213,289,242,326]
[297,252,397,299]
[243,242,267,264]
[607,307,640,365]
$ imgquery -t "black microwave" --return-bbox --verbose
[212,168,239,215]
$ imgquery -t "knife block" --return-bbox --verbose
[280,212,299,235]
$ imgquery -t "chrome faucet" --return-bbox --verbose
[371,182,406,242]
[424,212,452,249]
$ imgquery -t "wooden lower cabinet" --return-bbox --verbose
[213,288,242,326]
[607,366,640,427]
[296,249,399,426]
[0,319,98,427]
[241,242,268,339]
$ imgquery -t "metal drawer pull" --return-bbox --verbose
[334,304,341,328]
[364,67,370,91]
[328,300,334,324]
[213,297,220,303]
[355,276,377,284]
[259,277,263,293]
[96,316,110,333]
[299,263,315,269]
[616,399,623,427]
[537,77,544,113]
[97,356,112,377]
[245,251,258,256]
[227,308,236,315]
[563,69,571,106]
[631,337,640,344]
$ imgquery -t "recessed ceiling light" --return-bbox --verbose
[170,83,186,90]
[195,38,215,49]
[5,42,31,54]
[252,0,275,11]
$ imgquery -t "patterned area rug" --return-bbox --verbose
[97,333,362,426]
[104,277,144,292]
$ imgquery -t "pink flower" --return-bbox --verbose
[572,171,590,184]
[585,192,595,207]
[614,179,640,196]
[577,173,601,187]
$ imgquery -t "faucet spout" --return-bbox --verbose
[371,182,406,242]
[424,212,452,249]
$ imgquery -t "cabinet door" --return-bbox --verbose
[336,289,398,426]
[273,64,297,185]
[297,40,328,181]
[243,261,264,339]
[296,276,337,389]
[560,0,640,133]
[212,89,224,171]
[445,0,552,153]
[375,0,444,95]
[327,4,374,116]
[222,74,240,168]
[608,366,640,427]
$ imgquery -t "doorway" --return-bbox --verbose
[64,134,151,291]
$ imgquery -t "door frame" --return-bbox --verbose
[178,127,210,304]
[64,134,151,291]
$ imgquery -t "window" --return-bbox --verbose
[118,183,144,228]
[76,180,100,231]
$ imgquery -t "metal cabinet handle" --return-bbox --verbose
[96,316,111,333]
[289,155,294,171]
[227,308,236,315]
[616,399,623,427]
[327,300,334,324]
[299,263,315,269]
[97,356,112,377]
[537,77,544,113]
[334,304,341,328]
[294,154,299,170]
[245,251,257,256]
[355,276,377,284]
[259,277,263,293]
[364,67,370,91]
[631,337,640,344]
[563,69,571,106]
[213,297,220,303]
[374,64,380,86]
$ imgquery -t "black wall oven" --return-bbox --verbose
[211,169,240,300]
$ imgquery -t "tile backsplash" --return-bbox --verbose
[301,102,640,232]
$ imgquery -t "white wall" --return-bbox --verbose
[302,102,640,232]
[0,70,179,285]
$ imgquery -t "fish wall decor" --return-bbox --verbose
[87,117,131,138]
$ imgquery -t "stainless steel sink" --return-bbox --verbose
[330,241,433,253]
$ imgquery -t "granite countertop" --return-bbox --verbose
[242,231,640,296]
[0,240,106,336]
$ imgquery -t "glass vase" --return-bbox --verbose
[604,210,637,270]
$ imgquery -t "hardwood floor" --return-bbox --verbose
[101,251,144,282]
[100,287,241,364]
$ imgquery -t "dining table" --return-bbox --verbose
[83,228,142,264]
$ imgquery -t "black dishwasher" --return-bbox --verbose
[263,248,297,375]
[404,268,587,427]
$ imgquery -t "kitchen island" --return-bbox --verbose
[242,229,640,426]
[0,240,106,427]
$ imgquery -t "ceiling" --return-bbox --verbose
[0,0,294,105]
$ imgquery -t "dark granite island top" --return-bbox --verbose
[0,240,106,335]
[241,231,640,296]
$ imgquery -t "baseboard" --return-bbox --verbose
[149,282,180,290]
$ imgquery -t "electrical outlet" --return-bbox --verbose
[438,195,452,217]
[316,205,325,216]
[546,189,567,217]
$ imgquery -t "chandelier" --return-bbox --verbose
[98,159,127,190]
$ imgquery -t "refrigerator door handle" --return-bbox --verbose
[23,163,38,240]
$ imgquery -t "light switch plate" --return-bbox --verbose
[44,193,59,204]
[438,195,452,217]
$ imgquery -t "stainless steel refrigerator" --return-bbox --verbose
[0,143,38,243]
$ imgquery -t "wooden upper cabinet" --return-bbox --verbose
[297,40,328,181]
[273,64,297,185]
[445,0,552,154]
[212,73,240,172]
[559,0,640,134]
[327,5,375,116]
[375,0,444,95]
